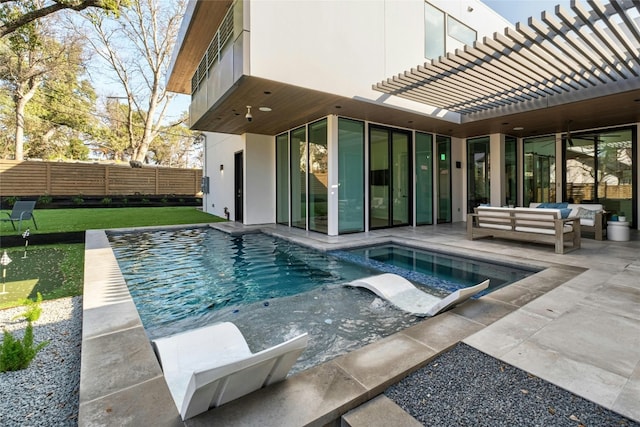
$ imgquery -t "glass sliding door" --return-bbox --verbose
[290,126,307,229]
[276,133,289,225]
[415,132,433,225]
[565,127,635,226]
[437,135,451,223]
[598,129,634,224]
[467,136,490,212]
[392,132,410,225]
[524,136,555,206]
[505,136,517,207]
[369,126,411,229]
[338,118,364,233]
[308,119,328,233]
[370,128,390,229]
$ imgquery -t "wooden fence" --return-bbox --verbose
[0,160,203,196]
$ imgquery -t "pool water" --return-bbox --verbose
[109,228,380,329]
[109,228,538,372]
[332,244,538,296]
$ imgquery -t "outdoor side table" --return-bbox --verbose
[607,221,630,241]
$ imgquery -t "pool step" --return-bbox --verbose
[341,395,422,427]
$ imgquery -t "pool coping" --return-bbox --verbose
[78,225,584,426]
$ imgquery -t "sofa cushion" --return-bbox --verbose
[580,218,596,227]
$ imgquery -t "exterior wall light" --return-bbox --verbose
[220,164,224,171]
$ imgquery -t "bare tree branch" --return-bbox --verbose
[0,1,122,38]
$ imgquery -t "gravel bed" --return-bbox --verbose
[386,343,639,427]
[0,297,82,427]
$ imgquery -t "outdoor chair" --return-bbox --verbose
[348,273,490,317]
[152,322,309,420]
[1,200,38,233]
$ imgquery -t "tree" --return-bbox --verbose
[77,0,186,163]
[0,0,122,38]
[147,115,199,168]
[0,1,96,160]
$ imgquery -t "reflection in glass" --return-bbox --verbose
[276,133,289,225]
[524,136,555,206]
[392,132,410,226]
[415,132,433,225]
[369,127,411,229]
[370,128,390,228]
[308,119,328,233]
[565,128,634,224]
[437,136,451,223]
[290,126,307,229]
[505,136,517,207]
[424,2,444,59]
[467,136,490,213]
[338,118,364,233]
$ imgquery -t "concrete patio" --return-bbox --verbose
[79,222,640,426]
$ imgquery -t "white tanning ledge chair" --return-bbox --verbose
[151,322,309,421]
[348,273,489,317]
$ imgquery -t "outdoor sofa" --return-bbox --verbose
[467,206,581,254]
[529,202,606,240]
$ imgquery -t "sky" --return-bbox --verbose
[481,0,572,25]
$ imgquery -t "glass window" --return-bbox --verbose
[524,136,556,206]
[447,15,476,46]
[290,126,307,229]
[424,2,445,59]
[308,119,328,233]
[415,132,433,225]
[276,133,289,225]
[467,137,490,213]
[338,118,365,234]
[505,136,517,207]
[437,135,451,223]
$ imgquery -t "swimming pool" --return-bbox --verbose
[331,244,539,296]
[109,227,535,372]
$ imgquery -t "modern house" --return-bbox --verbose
[167,0,639,236]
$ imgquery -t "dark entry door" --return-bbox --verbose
[234,151,243,222]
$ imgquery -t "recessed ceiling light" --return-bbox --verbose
[513,126,524,131]
[501,122,509,125]
[263,91,272,95]
[335,105,342,109]
[259,107,272,112]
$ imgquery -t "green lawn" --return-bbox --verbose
[0,206,225,309]
[1,206,224,235]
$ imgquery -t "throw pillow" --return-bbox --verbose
[576,207,596,220]
[537,202,568,209]
[560,208,572,219]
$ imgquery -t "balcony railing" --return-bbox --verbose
[191,2,235,95]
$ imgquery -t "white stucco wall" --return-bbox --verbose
[202,132,275,225]
[202,132,244,220]
[247,0,511,119]
[244,133,275,224]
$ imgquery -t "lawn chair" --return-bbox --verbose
[1,200,38,233]
[152,322,309,420]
